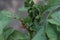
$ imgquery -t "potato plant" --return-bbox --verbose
[0,0,60,40]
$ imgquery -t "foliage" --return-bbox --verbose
[0,0,60,40]
[20,0,60,40]
[0,10,29,40]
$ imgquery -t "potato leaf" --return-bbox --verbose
[32,26,47,40]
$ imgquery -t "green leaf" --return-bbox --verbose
[8,30,28,40]
[57,26,60,31]
[47,11,60,26]
[0,16,12,35]
[0,10,15,35]
[0,10,15,40]
[37,0,60,13]
[0,34,4,40]
[46,24,57,40]
[46,5,60,12]
[4,28,15,40]
[48,0,60,7]
[32,22,40,31]
[22,16,31,24]
[1,10,15,18]
[32,26,47,40]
